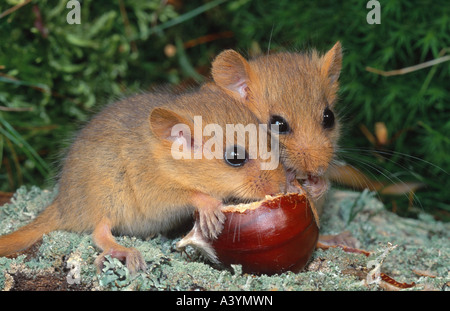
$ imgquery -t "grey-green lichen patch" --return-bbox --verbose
[0,186,56,235]
[0,186,448,291]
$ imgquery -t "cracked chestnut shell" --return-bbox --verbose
[177,193,319,275]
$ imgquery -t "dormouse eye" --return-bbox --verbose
[224,145,248,167]
[269,115,290,134]
[322,107,335,129]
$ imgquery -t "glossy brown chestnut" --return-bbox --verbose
[177,193,319,275]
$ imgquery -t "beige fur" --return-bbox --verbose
[0,87,290,273]
[211,42,343,211]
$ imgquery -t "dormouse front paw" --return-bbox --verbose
[198,203,226,240]
[190,192,226,240]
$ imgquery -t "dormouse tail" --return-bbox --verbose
[0,203,60,257]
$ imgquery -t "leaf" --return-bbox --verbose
[0,76,50,93]
[86,11,117,38]
[0,117,50,176]
[329,163,425,195]
[65,33,99,49]
[378,182,424,196]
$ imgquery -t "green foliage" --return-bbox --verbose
[0,0,181,189]
[0,0,449,219]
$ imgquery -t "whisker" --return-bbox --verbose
[267,23,275,55]
[336,153,424,209]
[337,147,448,174]
[329,159,379,191]
[225,182,257,205]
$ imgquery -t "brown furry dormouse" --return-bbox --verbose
[210,42,343,215]
[0,86,296,273]
[208,43,362,249]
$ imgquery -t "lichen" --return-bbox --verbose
[0,186,449,291]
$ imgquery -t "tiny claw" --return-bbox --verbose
[94,254,106,274]
[199,204,225,240]
[191,192,225,240]
[122,247,147,274]
[216,208,226,223]
[213,209,225,233]
[95,247,147,274]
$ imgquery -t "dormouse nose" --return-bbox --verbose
[293,139,333,176]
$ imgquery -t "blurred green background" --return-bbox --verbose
[0,0,449,220]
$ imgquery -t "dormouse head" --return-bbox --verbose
[148,90,291,203]
[211,42,342,199]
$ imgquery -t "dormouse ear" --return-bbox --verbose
[321,41,342,84]
[149,107,193,144]
[211,50,252,100]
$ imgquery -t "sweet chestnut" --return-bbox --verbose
[177,193,319,275]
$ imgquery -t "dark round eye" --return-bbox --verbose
[322,107,335,129]
[269,115,290,134]
[224,145,248,167]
